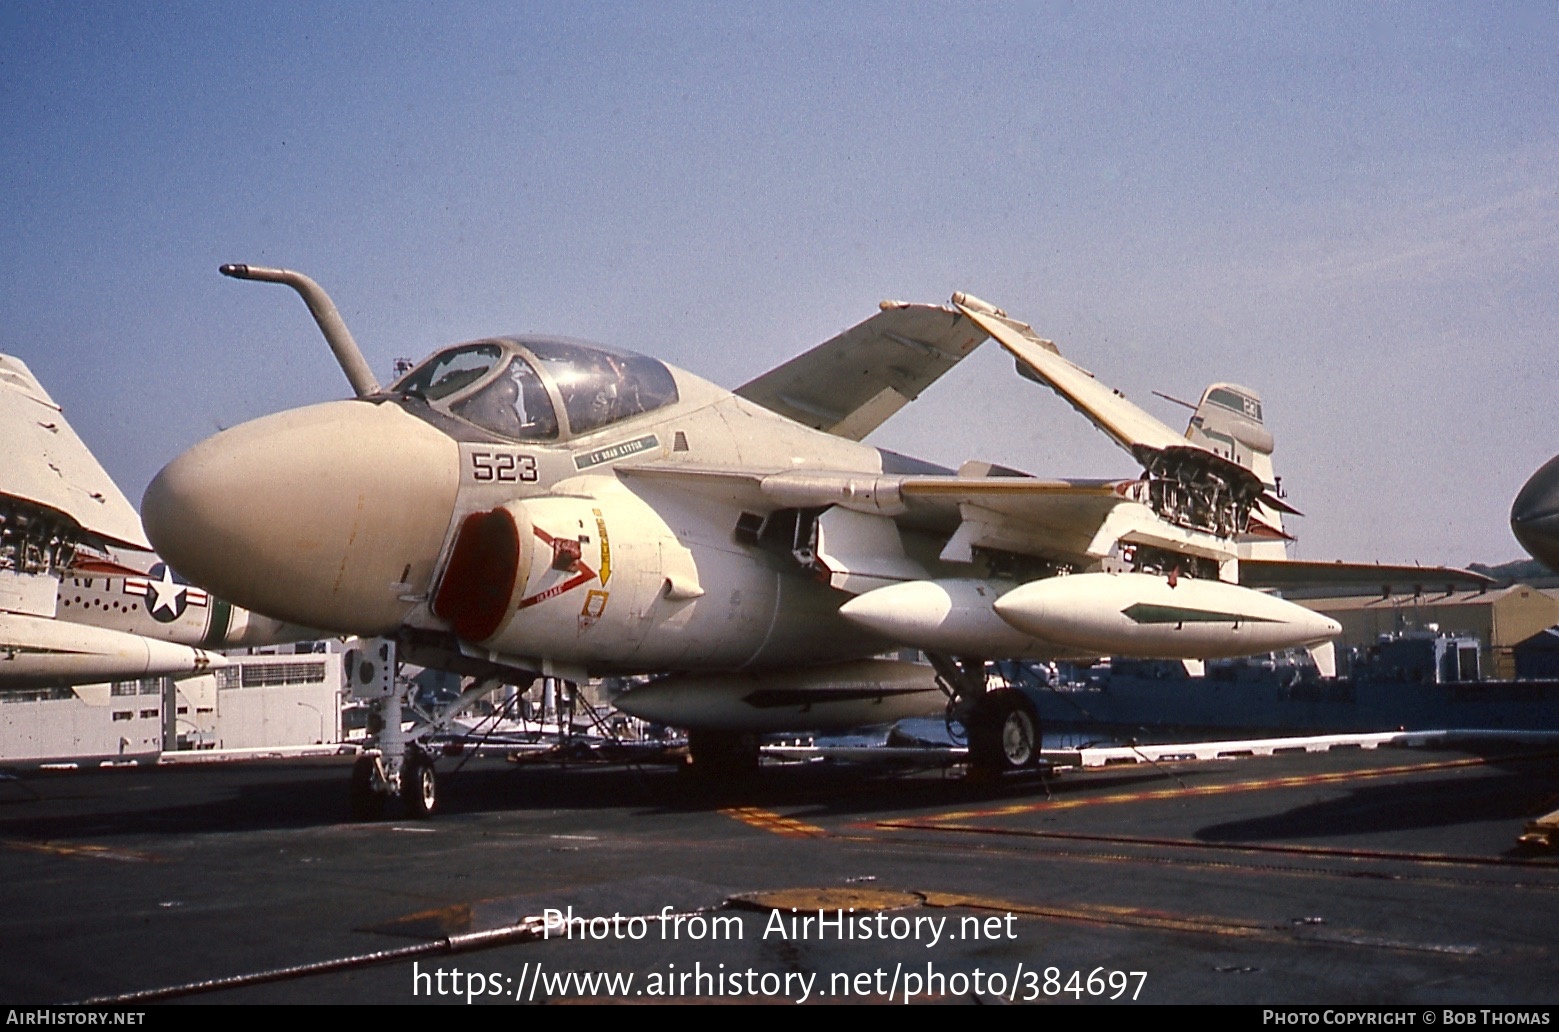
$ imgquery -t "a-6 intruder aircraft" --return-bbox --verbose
[0,353,306,693]
[142,264,1468,816]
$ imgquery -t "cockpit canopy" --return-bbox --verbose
[390,337,680,441]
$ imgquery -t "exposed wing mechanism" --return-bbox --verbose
[952,293,1297,545]
[735,300,987,440]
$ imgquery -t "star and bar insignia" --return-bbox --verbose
[122,563,209,623]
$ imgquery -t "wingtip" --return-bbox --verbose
[950,291,1004,317]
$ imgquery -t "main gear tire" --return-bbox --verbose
[403,750,439,819]
[967,688,1041,777]
[685,729,761,779]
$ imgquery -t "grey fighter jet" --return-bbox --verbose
[142,265,1475,816]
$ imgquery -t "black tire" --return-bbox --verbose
[968,688,1041,776]
[685,729,760,779]
[403,750,438,819]
[349,755,386,821]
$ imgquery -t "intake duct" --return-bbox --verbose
[432,502,535,642]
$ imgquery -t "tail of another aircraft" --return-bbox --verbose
[1181,383,1290,560]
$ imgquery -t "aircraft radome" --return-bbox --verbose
[1512,454,1559,572]
[0,354,309,694]
[141,264,1483,817]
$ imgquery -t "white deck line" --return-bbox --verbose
[764,728,1559,769]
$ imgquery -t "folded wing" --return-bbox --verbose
[735,300,988,440]
[0,354,148,550]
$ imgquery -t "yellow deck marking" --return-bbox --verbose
[5,839,161,863]
[922,890,1271,938]
[731,887,921,912]
[720,806,827,839]
[873,821,1559,873]
[365,901,479,938]
[916,891,1481,954]
[911,755,1496,824]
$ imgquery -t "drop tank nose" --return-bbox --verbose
[143,399,461,635]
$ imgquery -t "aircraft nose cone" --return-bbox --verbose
[144,400,461,634]
[1512,455,1559,572]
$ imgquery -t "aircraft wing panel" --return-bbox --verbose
[619,462,1148,563]
[620,462,1133,515]
[904,478,1152,563]
[897,476,1134,529]
[951,294,1188,458]
[0,354,148,550]
[614,463,772,511]
[1237,558,1495,593]
[735,301,988,440]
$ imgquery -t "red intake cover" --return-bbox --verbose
[433,508,521,642]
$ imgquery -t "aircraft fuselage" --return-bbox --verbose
[144,337,909,682]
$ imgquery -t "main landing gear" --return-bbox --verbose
[928,654,1043,779]
[967,687,1041,774]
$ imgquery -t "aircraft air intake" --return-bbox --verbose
[446,479,713,668]
[432,504,534,641]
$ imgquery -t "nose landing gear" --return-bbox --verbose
[344,638,500,821]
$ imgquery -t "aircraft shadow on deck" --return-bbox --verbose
[0,755,1185,840]
[1194,760,1559,847]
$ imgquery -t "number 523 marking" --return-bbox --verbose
[469,451,539,483]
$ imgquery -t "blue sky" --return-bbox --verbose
[3,2,1555,566]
